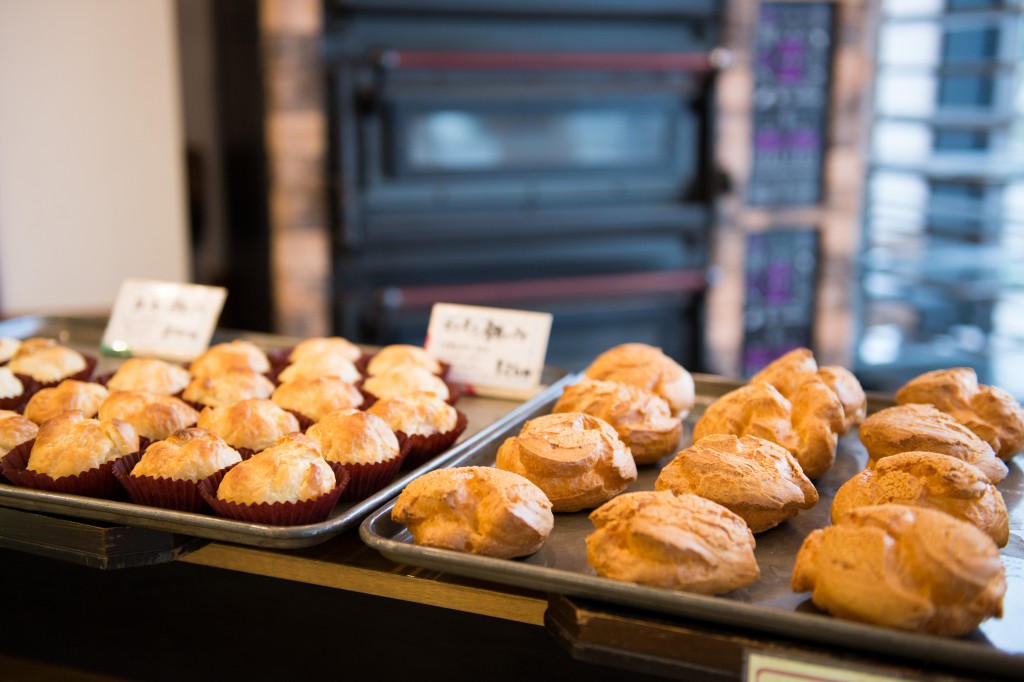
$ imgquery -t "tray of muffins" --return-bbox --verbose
[361,344,1024,678]
[0,315,573,549]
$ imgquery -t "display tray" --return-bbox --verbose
[361,376,1024,679]
[0,315,572,549]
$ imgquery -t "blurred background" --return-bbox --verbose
[0,0,1021,398]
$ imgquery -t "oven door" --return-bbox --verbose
[334,50,718,246]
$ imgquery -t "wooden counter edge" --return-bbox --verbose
[181,542,548,626]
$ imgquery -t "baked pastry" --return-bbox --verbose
[895,367,1024,461]
[271,376,364,423]
[859,404,1008,484]
[7,338,88,384]
[182,369,275,409]
[831,451,1009,547]
[361,366,449,402]
[392,466,554,559]
[366,344,442,376]
[130,427,242,482]
[792,504,1006,636]
[586,491,759,594]
[750,348,867,435]
[289,336,362,364]
[26,410,138,479]
[495,412,637,512]
[306,408,403,499]
[277,353,360,384]
[692,381,842,478]
[196,398,301,454]
[366,393,466,468]
[106,358,190,396]
[189,339,270,379]
[24,380,109,424]
[215,432,335,505]
[655,434,817,533]
[98,391,199,442]
[584,343,695,418]
[0,337,20,364]
[0,367,27,411]
[0,409,38,456]
[552,378,681,464]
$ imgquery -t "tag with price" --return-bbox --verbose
[425,303,552,400]
[101,279,227,362]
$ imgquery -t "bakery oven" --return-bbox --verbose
[324,1,725,370]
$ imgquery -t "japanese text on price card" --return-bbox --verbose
[425,303,552,400]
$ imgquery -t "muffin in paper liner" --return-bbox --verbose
[399,409,468,470]
[111,450,233,514]
[1,438,136,500]
[14,353,98,406]
[197,468,348,526]
[328,441,410,502]
[357,378,462,409]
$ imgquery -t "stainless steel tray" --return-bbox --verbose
[0,315,573,548]
[360,376,1024,678]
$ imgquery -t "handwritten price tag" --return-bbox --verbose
[425,303,552,399]
[101,279,227,362]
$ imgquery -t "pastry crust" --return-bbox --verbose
[277,353,360,384]
[392,466,554,559]
[366,344,441,376]
[0,337,20,364]
[288,336,362,364]
[831,451,1009,547]
[586,491,759,594]
[792,504,1006,636]
[189,340,270,379]
[655,434,818,533]
[271,376,364,422]
[7,339,86,383]
[584,343,695,418]
[552,378,682,464]
[859,403,1008,484]
[895,367,1024,461]
[0,409,38,456]
[98,391,199,442]
[197,398,301,453]
[216,433,334,505]
[750,348,867,435]
[495,412,637,512]
[307,409,400,465]
[366,394,458,436]
[24,380,109,424]
[182,369,275,408]
[361,366,449,401]
[0,368,24,401]
[106,358,191,396]
[27,410,139,479]
[692,381,842,478]
[130,427,242,482]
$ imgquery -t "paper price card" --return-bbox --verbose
[425,303,552,400]
[747,652,908,682]
[101,279,227,362]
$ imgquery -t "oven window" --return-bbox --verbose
[400,105,676,174]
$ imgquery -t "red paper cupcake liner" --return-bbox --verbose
[285,409,315,433]
[111,451,234,514]
[399,409,468,470]
[197,470,348,526]
[326,444,407,502]
[266,347,292,383]
[1,438,136,499]
[0,392,28,413]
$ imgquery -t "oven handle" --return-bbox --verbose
[373,48,733,73]
[376,270,707,310]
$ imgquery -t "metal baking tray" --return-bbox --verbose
[0,315,573,548]
[361,376,1024,678]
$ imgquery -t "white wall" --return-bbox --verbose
[0,0,189,316]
